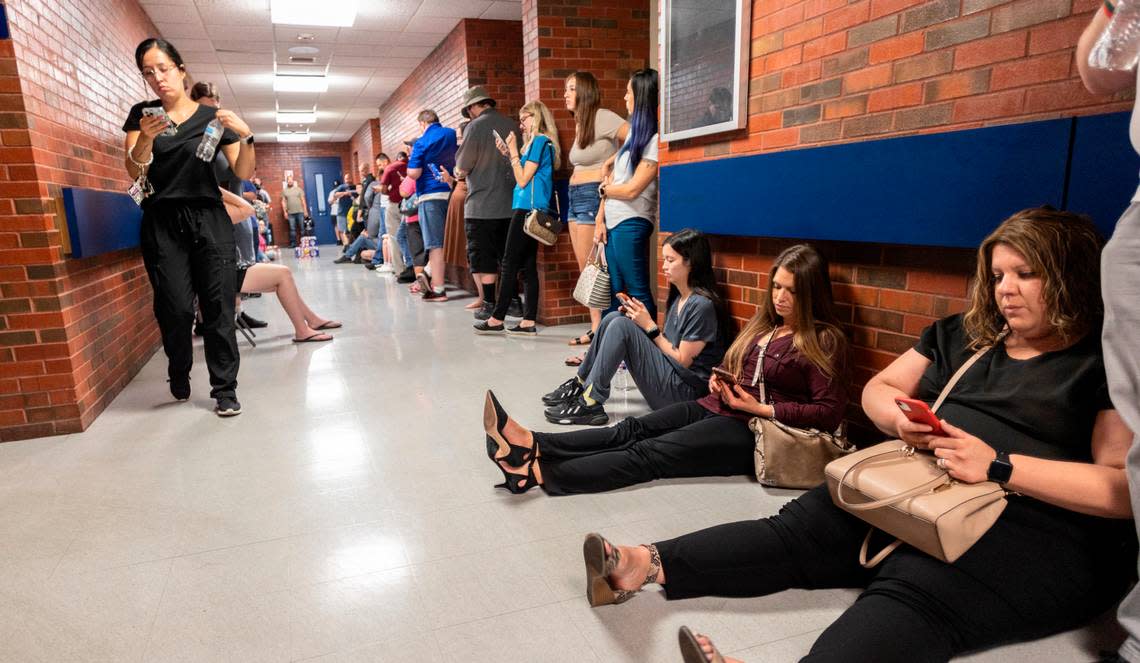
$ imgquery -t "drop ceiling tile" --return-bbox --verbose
[413,0,493,19]
[141,4,201,22]
[331,56,389,68]
[154,22,211,39]
[179,50,221,63]
[205,25,275,41]
[401,15,460,34]
[383,31,450,47]
[273,25,341,42]
[480,1,522,20]
[213,41,275,54]
[335,29,404,44]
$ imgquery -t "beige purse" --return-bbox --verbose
[573,244,611,309]
[825,340,1008,567]
[749,330,853,489]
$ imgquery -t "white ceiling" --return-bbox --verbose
[138,0,522,142]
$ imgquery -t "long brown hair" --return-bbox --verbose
[569,71,601,151]
[721,244,846,380]
[963,206,1104,350]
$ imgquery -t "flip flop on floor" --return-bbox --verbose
[292,332,333,343]
[310,320,342,330]
[678,626,725,663]
[565,352,584,367]
[568,330,594,346]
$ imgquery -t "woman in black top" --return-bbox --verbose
[122,39,255,416]
[585,208,1135,663]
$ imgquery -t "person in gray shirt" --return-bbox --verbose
[455,86,522,319]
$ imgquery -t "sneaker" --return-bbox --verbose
[215,397,242,417]
[168,374,190,401]
[473,320,505,335]
[423,289,449,302]
[377,264,395,274]
[473,302,494,321]
[542,377,583,406]
[333,256,352,264]
[396,268,416,283]
[545,396,608,426]
[239,311,268,329]
[365,262,377,271]
[507,323,537,337]
[507,298,523,318]
[353,254,364,264]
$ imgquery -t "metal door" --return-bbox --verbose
[301,156,343,246]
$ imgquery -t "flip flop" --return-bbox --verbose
[311,320,342,330]
[568,330,594,346]
[564,352,584,367]
[292,332,333,343]
[678,626,725,663]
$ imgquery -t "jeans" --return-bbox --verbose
[604,217,656,321]
[383,201,405,273]
[418,198,448,251]
[568,182,602,224]
[287,212,304,245]
[396,219,412,268]
[345,234,378,259]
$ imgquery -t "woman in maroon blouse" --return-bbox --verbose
[484,244,848,494]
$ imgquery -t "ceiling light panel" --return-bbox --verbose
[276,111,318,123]
[271,0,358,27]
[277,131,312,143]
[273,75,329,93]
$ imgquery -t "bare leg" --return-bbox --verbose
[466,276,484,309]
[570,222,601,343]
[428,248,445,290]
[241,264,335,339]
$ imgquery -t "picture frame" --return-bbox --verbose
[660,0,752,142]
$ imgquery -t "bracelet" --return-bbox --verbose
[1105,0,1115,14]
[645,325,660,340]
[128,146,154,169]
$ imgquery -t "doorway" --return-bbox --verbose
[301,156,343,246]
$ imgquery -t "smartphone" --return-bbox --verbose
[615,291,631,304]
[492,129,505,144]
[428,163,442,181]
[894,398,945,435]
[142,106,176,136]
[711,367,737,385]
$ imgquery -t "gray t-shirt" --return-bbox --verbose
[605,133,659,228]
[455,108,519,220]
[662,292,723,383]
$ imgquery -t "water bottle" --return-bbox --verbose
[1089,0,1140,71]
[196,118,224,161]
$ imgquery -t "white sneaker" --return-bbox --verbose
[377,264,394,273]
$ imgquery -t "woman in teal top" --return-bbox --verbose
[474,100,562,336]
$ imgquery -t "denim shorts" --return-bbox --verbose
[568,183,602,224]
[335,214,348,232]
[418,198,448,250]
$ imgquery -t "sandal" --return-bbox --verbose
[493,457,539,494]
[310,320,342,330]
[582,533,660,607]
[483,390,534,466]
[564,352,584,367]
[568,330,594,346]
[678,626,726,663]
[292,332,333,343]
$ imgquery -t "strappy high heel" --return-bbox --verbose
[484,390,534,466]
[678,626,726,663]
[494,457,539,494]
[582,533,661,607]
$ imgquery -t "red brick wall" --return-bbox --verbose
[252,142,351,244]
[348,118,381,178]
[521,0,652,325]
[0,0,163,441]
[465,19,527,119]
[655,0,1130,440]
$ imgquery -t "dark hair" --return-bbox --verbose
[619,68,659,171]
[569,71,602,151]
[189,81,218,102]
[397,151,408,160]
[135,38,185,71]
[376,152,390,161]
[663,229,732,348]
[417,109,439,124]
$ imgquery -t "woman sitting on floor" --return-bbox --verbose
[484,243,847,495]
[584,208,1134,663]
[539,229,731,426]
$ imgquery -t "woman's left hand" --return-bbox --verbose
[721,384,761,415]
[622,296,653,330]
[214,109,251,139]
[505,131,519,159]
[925,420,997,484]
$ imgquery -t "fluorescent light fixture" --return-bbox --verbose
[276,111,317,124]
[273,75,328,93]
[271,0,358,27]
[277,132,311,143]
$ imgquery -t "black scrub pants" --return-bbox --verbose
[654,484,1136,662]
[140,200,239,400]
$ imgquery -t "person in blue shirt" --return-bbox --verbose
[406,110,458,301]
[329,174,357,249]
[474,100,561,336]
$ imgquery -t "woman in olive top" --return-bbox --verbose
[123,38,255,417]
[564,71,629,349]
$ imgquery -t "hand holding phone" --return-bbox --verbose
[894,398,945,435]
[711,367,737,385]
[142,106,176,136]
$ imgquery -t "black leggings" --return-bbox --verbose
[491,209,538,322]
[654,484,1135,662]
[534,401,754,495]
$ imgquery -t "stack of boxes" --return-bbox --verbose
[294,236,320,259]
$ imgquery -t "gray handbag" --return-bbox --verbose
[573,244,611,309]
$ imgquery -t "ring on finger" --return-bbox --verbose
[936,458,948,470]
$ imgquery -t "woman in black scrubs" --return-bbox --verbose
[122,38,255,416]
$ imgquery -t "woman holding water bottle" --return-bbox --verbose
[122,38,255,417]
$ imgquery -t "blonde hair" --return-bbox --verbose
[520,100,561,170]
[963,207,1104,349]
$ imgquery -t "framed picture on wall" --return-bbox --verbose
[660,0,751,142]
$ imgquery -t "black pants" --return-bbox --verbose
[492,209,539,321]
[140,201,239,400]
[534,401,754,495]
[655,484,1136,662]
[406,220,426,267]
[466,216,510,275]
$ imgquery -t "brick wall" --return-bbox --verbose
[521,0,652,325]
[252,142,352,244]
[348,118,381,178]
[465,20,526,120]
[667,18,736,132]
[0,0,163,441]
[654,0,1130,440]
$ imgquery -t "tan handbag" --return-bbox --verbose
[825,340,1008,567]
[573,244,611,309]
[521,141,562,246]
[748,330,853,489]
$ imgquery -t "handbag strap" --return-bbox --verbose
[859,530,903,568]
[526,138,552,211]
[835,444,951,510]
[930,330,1006,412]
[750,329,780,400]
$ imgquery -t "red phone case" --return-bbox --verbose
[894,398,945,435]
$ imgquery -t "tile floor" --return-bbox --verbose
[0,254,1120,662]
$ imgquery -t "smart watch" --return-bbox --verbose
[987,451,1013,484]
[241,134,255,145]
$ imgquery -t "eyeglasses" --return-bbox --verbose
[141,64,180,80]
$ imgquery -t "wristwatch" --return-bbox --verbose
[987,451,1013,484]
[241,133,255,145]
[645,325,660,340]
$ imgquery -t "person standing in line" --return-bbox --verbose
[123,38,254,416]
[280,174,307,248]
[473,100,560,336]
[330,172,356,249]
[406,110,458,302]
[564,71,628,350]
[454,86,521,319]
[379,151,410,278]
[362,153,390,270]
[1077,11,1140,663]
[598,69,661,323]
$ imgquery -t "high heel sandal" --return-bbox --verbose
[678,626,725,663]
[582,533,661,607]
[494,457,539,494]
[484,390,534,466]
